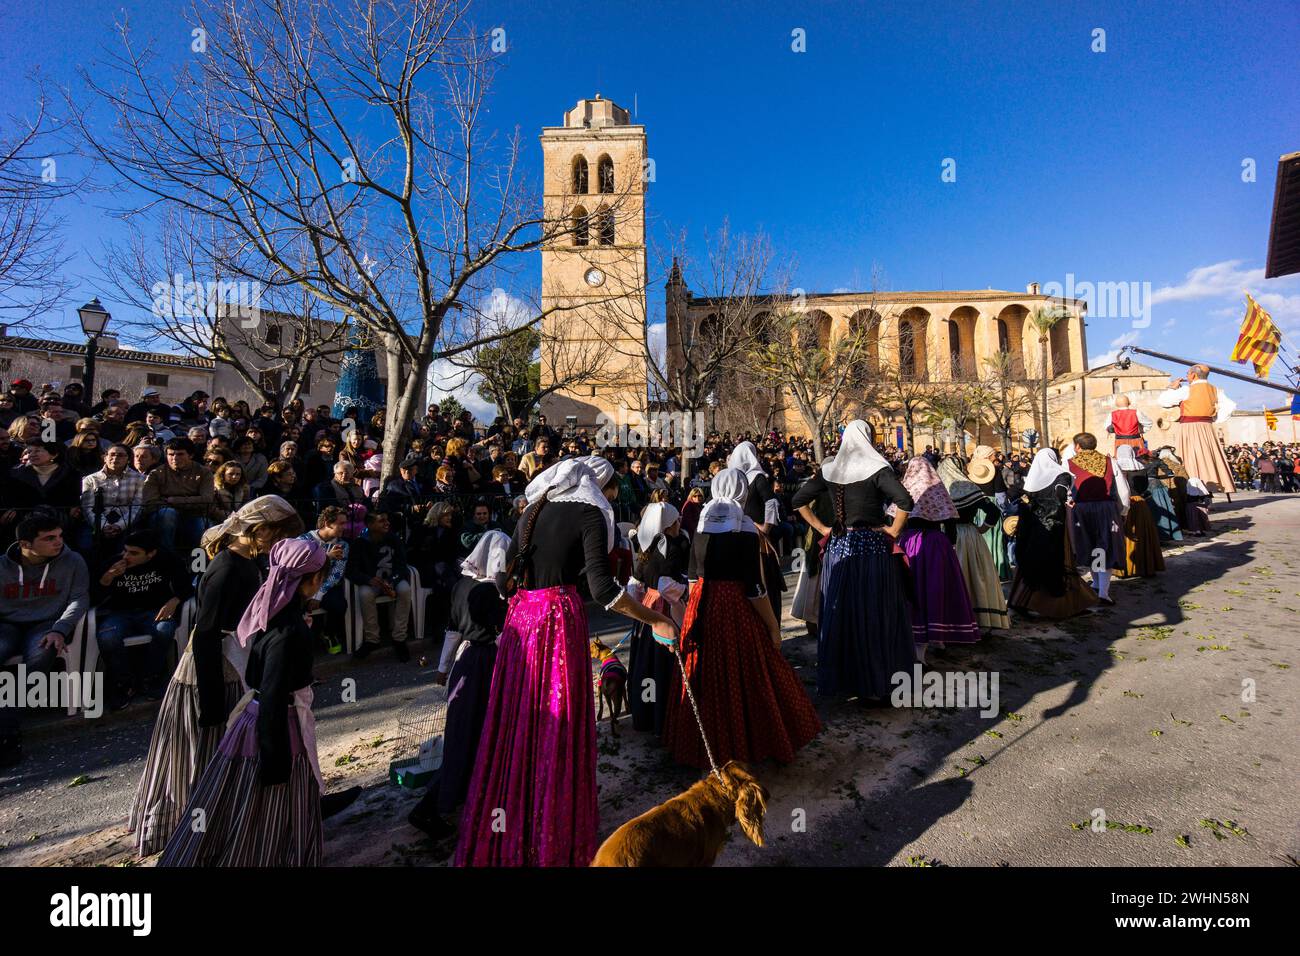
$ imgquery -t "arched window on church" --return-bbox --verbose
[597,207,615,245]
[948,321,964,379]
[572,155,588,194]
[997,318,1010,354]
[899,320,916,379]
[571,205,589,247]
[598,155,614,193]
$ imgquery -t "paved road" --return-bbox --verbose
[2,492,1297,866]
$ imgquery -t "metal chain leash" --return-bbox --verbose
[672,641,722,782]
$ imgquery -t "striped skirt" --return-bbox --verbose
[953,523,1010,630]
[156,698,323,867]
[128,643,243,857]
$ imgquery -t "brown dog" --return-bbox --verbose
[590,638,627,737]
[591,761,769,866]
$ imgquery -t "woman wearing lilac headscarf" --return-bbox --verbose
[894,456,980,659]
[159,537,356,866]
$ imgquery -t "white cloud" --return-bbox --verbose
[1090,330,1141,367]
[1149,260,1264,306]
[428,358,497,423]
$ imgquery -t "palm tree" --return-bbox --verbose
[1028,306,1069,447]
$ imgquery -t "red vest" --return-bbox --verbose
[1110,408,1141,439]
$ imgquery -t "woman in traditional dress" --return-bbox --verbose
[664,468,822,768]
[792,420,914,703]
[1065,433,1129,605]
[1116,445,1166,578]
[727,441,785,627]
[158,538,358,866]
[128,495,304,857]
[894,457,980,658]
[1184,477,1213,536]
[966,446,1012,580]
[789,478,835,640]
[1008,450,1099,618]
[1142,450,1183,542]
[409,531,511,842]
[626,502,690,736]
[455,459,678,867]
[937,457,1010,631]
[1157,447,1191,535]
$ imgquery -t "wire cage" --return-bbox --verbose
[390,684,449,787]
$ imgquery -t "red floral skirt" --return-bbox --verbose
[663,579,822,770]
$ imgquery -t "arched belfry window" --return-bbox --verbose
[997,319,1010,354]
[597,207,615,245]
[572,155,588,194]
[598,155,614,193]
[571,205,589,246]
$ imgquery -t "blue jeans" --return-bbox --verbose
[152,508,208,553]
[97,610,177,695]
[0,620,60,735]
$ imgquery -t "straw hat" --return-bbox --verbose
[967,458,997,484]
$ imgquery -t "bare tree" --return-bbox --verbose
[0,91,76,328]
[98,206,352,403]
[586,221,777,420]
[750,298,878,460]
[866,322,932,453]
[72,0,629,477]
[977,349,1039,453]
[924,379,993,456]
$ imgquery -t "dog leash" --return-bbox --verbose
[672,642,722,782]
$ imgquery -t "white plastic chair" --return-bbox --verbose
[343,568,417,654]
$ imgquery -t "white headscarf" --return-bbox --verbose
[698,467,757,534]
[525,455,614,504]
[1023,448,1071,494]
[726,441,766,484]
[820,419,890,484]
[633,502,680,557]
[539,458,615,550]
[462,529,511,582]
[1116,444,1143,472]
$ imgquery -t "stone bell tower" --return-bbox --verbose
[538,95,649,429]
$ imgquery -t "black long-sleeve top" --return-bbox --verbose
[688,530,765,598]
[790,470,915,527]
[955,497,1002,529]
[94,553,195,611]
[633,532,690,588]
[742,473,775,525]
[506,500,622,608]
[244,596,314,786]
[194,549,262,726]
[448,575,508,645]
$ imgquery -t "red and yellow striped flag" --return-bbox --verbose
[1230,293,1282,379]
[1265,409,1278,430]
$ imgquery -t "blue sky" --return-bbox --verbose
[2,0,1298,410]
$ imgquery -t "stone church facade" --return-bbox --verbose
[537,95,1098,450]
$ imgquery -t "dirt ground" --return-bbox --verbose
[5,492,1297,867]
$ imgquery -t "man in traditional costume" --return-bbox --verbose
[1106,394,1153,454]
[1157,366,1236,496]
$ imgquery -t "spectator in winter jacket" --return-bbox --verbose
[142,437,214,553]
[93,529,193,708]
[0,513,91,767]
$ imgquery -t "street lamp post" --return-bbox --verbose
[77,297,112,402]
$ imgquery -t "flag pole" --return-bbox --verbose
[1120,345,1297,395]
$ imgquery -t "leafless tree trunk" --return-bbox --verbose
[71,0,624,478]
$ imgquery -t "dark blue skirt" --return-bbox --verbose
[437,641,497,815]
[818,528,914,700]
